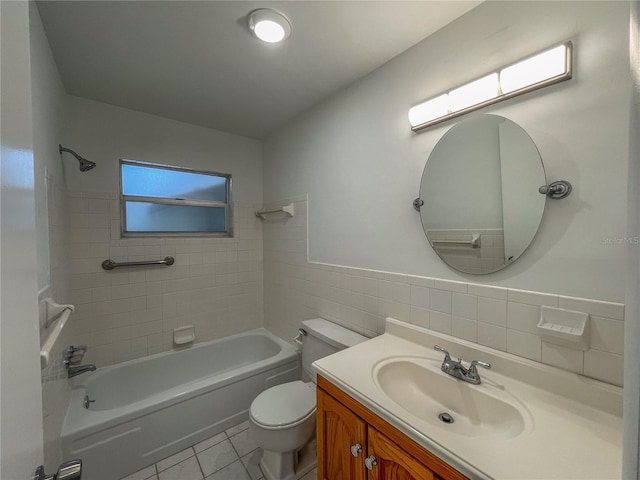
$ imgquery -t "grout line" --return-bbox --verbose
[193,448,206,480]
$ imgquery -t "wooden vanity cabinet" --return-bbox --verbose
[317,376,468,480]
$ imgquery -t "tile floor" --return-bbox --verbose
[120,419,318,480]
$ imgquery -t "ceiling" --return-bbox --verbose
[37,1,480,139]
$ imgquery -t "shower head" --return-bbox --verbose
[58,144,96,172]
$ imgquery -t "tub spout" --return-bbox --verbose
[67,364,96,378]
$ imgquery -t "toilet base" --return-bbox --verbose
[259,439,317,480]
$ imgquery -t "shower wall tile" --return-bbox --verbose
[68,191,264,367]
[263,196,625,387]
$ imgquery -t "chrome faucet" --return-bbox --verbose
[67,364,96,378]
[434,345,491,385]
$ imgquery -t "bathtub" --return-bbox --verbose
[61,329,300,480]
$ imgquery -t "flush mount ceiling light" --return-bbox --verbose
[409,41,573,132]
[248,9,291,44]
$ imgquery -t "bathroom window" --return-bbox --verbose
[119,160,232,237]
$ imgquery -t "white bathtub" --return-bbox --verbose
[61,329,300,480]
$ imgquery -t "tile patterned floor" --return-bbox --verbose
[120,419,318,480]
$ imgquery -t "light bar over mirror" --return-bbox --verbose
[408,41,572,132]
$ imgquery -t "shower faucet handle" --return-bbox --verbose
[65,345,87,356]
[64,345,87,366]
[35,460,82,480]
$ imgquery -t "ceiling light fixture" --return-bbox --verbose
[248,9,291,44]
[408,41,573,132]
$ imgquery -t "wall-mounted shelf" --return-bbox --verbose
[255,203,294,220]
[536,305,590,350]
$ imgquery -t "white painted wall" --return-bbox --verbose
[1,1,45,477]
[264,1,630,303]
[30,2,68,298]
[29,3,76,471]
[64,96,263,202]
[624,2,640,478]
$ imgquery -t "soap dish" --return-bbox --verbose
[174,325,195,345]
[536,306,590,350]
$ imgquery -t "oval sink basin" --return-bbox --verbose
[373,357,531,439]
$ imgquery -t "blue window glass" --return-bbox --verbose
[120,160,232,237]
[125,202,226,232]
[122,164,227,201]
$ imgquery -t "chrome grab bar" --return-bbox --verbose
[101,256,175,270]
[431,234,481,248]
[255,202,294,220]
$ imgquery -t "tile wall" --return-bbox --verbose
[264,196,625,387]
[427,228,505,274]
[67,191,264,367]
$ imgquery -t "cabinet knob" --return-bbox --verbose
[350,443,362,457]
[364,455,377,470]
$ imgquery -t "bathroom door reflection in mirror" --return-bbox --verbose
[419,115,546,274]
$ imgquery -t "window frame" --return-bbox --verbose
[119,159,233,238]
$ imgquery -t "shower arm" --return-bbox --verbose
[58,144,82,161]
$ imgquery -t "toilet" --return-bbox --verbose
[249,318,367,480]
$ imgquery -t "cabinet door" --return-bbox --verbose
[367,426,435,480]
[317,387,367,480]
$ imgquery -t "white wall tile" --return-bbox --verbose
[67,197,264,367]
[508,288,558,307]
[477,322,507,351]
[478,297,507,327]
[452,293,477,320]
[452,316,477,343]
[378,280,393,300]
[429,311,452,335]
[409,306,429,329]
[559,296,625,320]
[583,349,623,386]
[590,316,624,355]
[408,276,435,288]
[507,302,540,334]
[391,302,410,322]
[541,342,583,373]
[434,279,467,293]
[392,282,411,304]
[507,330,541,362]
[430,289,452,314]
[410,285,429,309]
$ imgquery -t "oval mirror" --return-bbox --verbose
[418,114,546,274]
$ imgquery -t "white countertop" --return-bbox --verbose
[312,318,622,480]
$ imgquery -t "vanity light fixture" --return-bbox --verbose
[408,41,572,132]
[248,9,292,44]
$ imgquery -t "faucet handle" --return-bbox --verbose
[467,360,491,381]
[433,345,451,360]
[469,360,491,370]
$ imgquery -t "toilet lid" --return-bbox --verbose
[250,381,316,428]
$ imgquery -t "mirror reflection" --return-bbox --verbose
[419,115,546,274]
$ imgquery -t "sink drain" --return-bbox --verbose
[438,412,454,424]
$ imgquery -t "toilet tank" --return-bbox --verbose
[300,318,368,381]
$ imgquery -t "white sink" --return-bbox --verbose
[373,356,532,439]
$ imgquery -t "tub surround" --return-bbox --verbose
[62,329,299,480]
[67,192,264,367]
[264,197,625,387]
[313,318,622,480]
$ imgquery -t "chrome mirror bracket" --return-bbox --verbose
[539,180,572,199]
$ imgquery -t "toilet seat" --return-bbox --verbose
[250,381,316,430]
